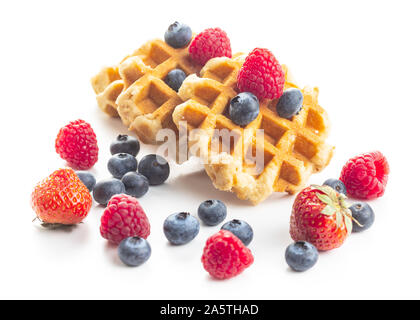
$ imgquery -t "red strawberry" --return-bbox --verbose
[290,185,359,251]
[31,168,92,226]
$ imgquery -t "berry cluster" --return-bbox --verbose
[32,114,254,277]
[74,134,169,207]
[32,118,171,267]
[286,151,389,272]
[162,199,254,279]
[163,22,302,127]
[89,135,170,206]
[85,134,171,266]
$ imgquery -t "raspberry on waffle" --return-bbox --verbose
[172,56,334,205]
[115,39,202,144]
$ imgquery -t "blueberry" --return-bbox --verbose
[110,134,140,157]
[118,237,151,267]
[93,178,125,205]
[75,171,96,192]
[163,212,200,245]
[323,178,347,195]
[276,88,303,119]
[138,154,170,185]
[221,219,253,246]
[121,172,149,198]
[349,202,375,232]
[107,153,138,179]
[285,241,319,272]
[198,200,227,226]
[164,21,192,49]
[229,92,260,126]
[165,69,186,92]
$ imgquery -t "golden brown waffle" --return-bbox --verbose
[91,66,124,117]
[172,56,334,204]
[115,39,202,144]
[91,38,201,144]
[90,50,144,118]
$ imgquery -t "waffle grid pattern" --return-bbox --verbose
[115,39,201,143]
[91,39,201,144]
[173,57,334,204]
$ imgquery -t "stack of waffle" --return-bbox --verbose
[91,36,334,205]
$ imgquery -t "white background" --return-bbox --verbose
[1,0,419,300]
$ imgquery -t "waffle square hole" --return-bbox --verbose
[143,43,171,68]
[194,86,221,107]
[211,122,241,155]
[92,68,120,94]
[305,108,324,133]
[279,161,300,185]
[206,64,235,84]
[293,135,317,160]
[134,81,171,114]
[260,116,288,145]
[106,68,121,83]
[108,83,124,101]
[121,63,147,87]
[183,107,207,128]
[244,144,274,176]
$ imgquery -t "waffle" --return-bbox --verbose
[91,65,124,117]
[90,50,144,118]
[172,56,334,204]
[115,39,202,144]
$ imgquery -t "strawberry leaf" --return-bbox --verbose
[321,205,336,216]
[336,211,343,229]
[313,185,338,203]
[317,193,334,207]
[338,195,350,210]
[344,215,353,234]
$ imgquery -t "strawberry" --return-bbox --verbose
[290,185,359,251]
[31,168,92,226]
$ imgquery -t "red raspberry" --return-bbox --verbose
[100,194,150,244]
[339,151,390,200]
[189,28,232,65]
[201,230,254,280]
[237,48,285,100]
[55,119,99,170]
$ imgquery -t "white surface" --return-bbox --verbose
[1,0,419,300]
